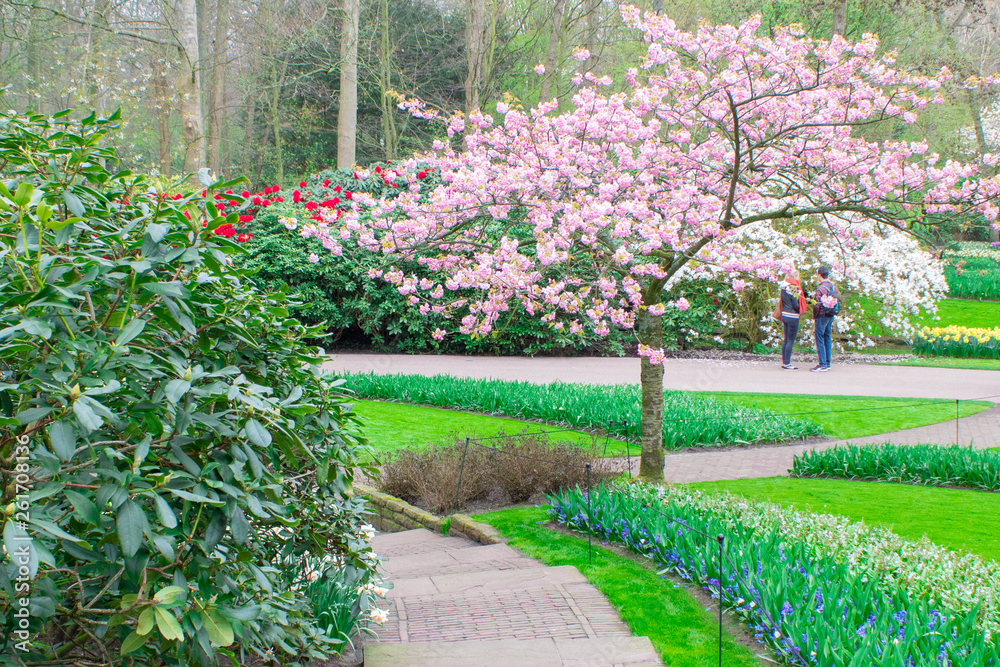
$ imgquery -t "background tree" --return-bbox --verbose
[308,9,1000,481]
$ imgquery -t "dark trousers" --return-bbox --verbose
[781,315,799,365]
[814,317,833,368]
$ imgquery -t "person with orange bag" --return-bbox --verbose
[778,268,810,370]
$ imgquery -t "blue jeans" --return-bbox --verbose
[781,315,799,365]
[815,317,833,368]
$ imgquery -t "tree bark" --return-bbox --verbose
[338,0,361,169]
[637,310,665,482]
[539,0,566,102]
[153,55,172,177]
[830,0,848,37]
[176,0,206,174]
[242,93,256,179]
[196,0,213,123]
[584,0,600,75]
[379,0,398,161]
[269,59,288,185]
[25,0,45,111]
[207,0,229,175]
[464,0,487,116]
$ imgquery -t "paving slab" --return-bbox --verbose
[382,543,544,579]
[388,564,586,598]
[364,637,659,667]
[373,530,479,559]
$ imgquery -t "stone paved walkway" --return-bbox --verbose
[365,528,661,666]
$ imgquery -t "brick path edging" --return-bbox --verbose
[354,483,503,545]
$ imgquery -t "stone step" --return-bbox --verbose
[372,528,479,558]
[364,636,662,666]
[387,564,586,599]
[381,542,543,579]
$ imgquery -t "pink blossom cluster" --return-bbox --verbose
[304,7,1000,361]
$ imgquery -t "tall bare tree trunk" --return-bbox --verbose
[177,0,206,174]
[196,0,212,123]
[637,310,665,482]
[539,0,566,102]
[830,0,848,37]
[25,0,45,112]
[584,0,600,74]
[464,0,487,116]
[338,0,360,169]
[242,94,256,178]
[208,0,229,174]
[153,55,173,176]
[269,59,288,185]
[379,0,398,160]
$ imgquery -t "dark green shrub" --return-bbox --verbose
[240,165,633,356]
[0,110,377,665]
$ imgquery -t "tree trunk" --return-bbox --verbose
[242,94,256,179]
[338,0,360,169]
[637,311,665,482]
[196,0,213,123]
[25,0,44,112]
[269,59,288,185]
[464,0,487,116]
[584,0,600,74]
[207,0,229,175]
[379,0,398,161]
[539,0,566,102]
[177,0,206,174]
[153,55,173,176]
[830,0,847,37]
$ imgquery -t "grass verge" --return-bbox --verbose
[340,372,820,449]
[698,392,993,439]
[689,477,1000,562]
[920,298,1000,329]
[878,357,1000,371]
[352,394,992,457]
[353,399,631,457]
[473,506,765,667]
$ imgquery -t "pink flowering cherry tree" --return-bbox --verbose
[307,7,1000,481]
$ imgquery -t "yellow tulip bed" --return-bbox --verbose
[913,325,1000,359]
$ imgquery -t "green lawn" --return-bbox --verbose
[919,298,1000,329]
[689,477,1000,562]
[352,400,632,457]
[698,393,992,439]
[474,507,765,667]
[880,357,1000,371]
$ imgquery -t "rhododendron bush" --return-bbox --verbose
[306,8,1000,480]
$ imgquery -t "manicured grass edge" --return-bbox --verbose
[474,506,766,667]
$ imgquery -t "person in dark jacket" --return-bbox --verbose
[811,266,839,372]
[778,268,809,370]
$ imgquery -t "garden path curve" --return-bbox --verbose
[323,354,1000,482]
[322,353,1000,401]
[364,528,661,666]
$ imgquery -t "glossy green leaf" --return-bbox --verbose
[116,499,144,557]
